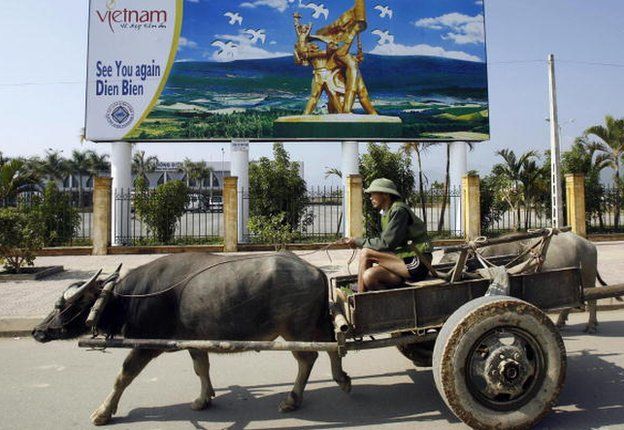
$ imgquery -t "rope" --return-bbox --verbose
[112,242,353,299]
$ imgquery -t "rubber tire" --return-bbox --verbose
[395,337,435,367]
[432,296,566,430]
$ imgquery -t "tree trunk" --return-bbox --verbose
[416,149,427,227]
[615,161,621,229]
[438,144,450,232]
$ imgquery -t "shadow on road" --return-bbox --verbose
[541,349,624,429]
[560,319,624,338]
[113,369,458,429]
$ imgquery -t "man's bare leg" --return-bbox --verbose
[358,248,409,292]
[363,266,404,291]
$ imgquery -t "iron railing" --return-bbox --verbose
[114,188,223,245]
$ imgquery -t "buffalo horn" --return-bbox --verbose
[64,269,103,303]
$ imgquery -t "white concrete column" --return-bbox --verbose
[110,141,133,245]
[341,141,359,235]
[449,141,468,236]
[230,140,249,243]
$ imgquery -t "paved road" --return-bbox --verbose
[1,310,624,430]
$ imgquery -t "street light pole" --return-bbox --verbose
[548,54,564,228]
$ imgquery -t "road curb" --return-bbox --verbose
[0,317,43,338]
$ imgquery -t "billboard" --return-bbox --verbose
[85,0,489,142]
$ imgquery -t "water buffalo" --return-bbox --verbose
[440,231,608,333]
[32,252,351,426]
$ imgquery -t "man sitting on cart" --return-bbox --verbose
[344,178,433,293]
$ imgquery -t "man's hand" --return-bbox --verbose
[342,237,358,248]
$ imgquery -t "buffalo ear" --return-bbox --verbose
[64,269,103,303]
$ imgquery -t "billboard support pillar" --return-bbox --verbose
[449,141,467,236]
[230,141,249,243]
[341,141,359,235]
[110,142,133,246]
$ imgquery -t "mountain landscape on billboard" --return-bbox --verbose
[128,54,488,140]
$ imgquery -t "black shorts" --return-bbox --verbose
[403,253,431,282]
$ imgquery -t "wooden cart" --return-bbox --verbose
[80,228,624,429]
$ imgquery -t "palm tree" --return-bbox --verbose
[0,159,35,207]
[401,142,433,226]
[179,158,198,188]
[86,151,110,177]
[584,115,624,228]
[324,167,344,236]
[39,149,68,183]
[132,151,159,187]
[437,143,451,232]
[67,150,91,207]
[492,149,538,230]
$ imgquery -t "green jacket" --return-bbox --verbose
[354,201,433,258]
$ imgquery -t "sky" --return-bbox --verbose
[177,0,485,63]
[1,0,624,186]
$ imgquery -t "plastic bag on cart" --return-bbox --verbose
[478,266,510,296]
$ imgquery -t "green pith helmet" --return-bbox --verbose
[364,178,401,198]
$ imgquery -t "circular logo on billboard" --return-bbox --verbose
[106,101,135,129]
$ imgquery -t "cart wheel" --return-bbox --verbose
[393,333,434,367]
[432,296,566,430]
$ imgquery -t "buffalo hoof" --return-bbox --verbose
[584,324,598,334]
[337,374,352,393]
[279,391,300,413]
[90,406,113,426]
[191,398,212,410]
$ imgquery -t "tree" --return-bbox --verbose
[179,158,198,188]
[0,159,35,207]
[134,180,190,243]
[39,149,68,183]
[0,208,44,273]
[491,149,538,230]
[67,150,91,207]
[86,151,110,177]
[401,142,433,226]
[562,138,610,229]
[249,143,310,232]
[26,182,81,246]
[584,115,624,228]
[360,143,415,235]
[132,150,159,187]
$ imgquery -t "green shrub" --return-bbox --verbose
[249,143,311,231]
[0,208,44,273]
[26,182,80,246]
[134,180,190,243]
[248,213,298,250]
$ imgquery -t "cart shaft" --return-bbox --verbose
[583,283,624,302]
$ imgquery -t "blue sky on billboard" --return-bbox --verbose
[176,0,485,63]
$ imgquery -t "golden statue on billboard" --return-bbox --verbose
[274,0,401,139]
[293,0,377,115]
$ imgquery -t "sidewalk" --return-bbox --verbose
[2,243,623,336]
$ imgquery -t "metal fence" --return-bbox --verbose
[409,187,462,238]
[114,189,223,245]
[587,185,624,233]
[241,186,344,243]
[482,207,552,236]
[12,190,92,245]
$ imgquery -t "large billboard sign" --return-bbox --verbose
[85,0,489,142]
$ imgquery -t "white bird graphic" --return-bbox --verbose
[211,40,238,57]
[244,28,266,45]
[374,5,393,19]
[302,2,329,20]
[224,12,243,26]
[372,29,394,45]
